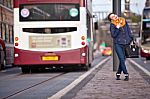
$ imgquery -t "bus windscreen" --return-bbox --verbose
[142,9,150,31]
[19,3,80,21]
[142,8,150,45]
[143,9,150,19]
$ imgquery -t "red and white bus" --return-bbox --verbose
[140,7,150,60]
[13,0,94,73]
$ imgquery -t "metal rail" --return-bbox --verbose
[1,72,66,99]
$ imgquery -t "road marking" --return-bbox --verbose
[129,59,150,76]
[48,56,111,99]
[1,70,7,73]
[0,67,21,73]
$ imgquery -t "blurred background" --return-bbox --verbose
[92,0,150,56]
[0,0,150,68]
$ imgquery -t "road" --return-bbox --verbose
[131,57,150,72]
[0,53,107,99]
[128,57,150,83]
[0,53,150,99]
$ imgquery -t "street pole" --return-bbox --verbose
[112,0,121,71]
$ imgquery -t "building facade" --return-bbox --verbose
[0,0,13,43]
[0,0,14,66]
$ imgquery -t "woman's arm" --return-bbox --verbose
[126,22,133,39]
[110,23,120,38]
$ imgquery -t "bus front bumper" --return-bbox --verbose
[14,48,87,66]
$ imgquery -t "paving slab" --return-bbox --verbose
[73,58,150,99]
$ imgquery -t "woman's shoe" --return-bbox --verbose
[116,77,121,80]
[116,73,121,80]
[124,74,129,81]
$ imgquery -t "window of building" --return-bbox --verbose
[6,24,9,43]
[3,0,7,7]
[6,0,12,9]
[9,25,13,43]
[7,0,11,8]
[0,0,3,4]
[10,0,13,9]
[2,23,6,41]
[0,0,13,9]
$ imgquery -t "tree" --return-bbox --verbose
[121,12,141,23]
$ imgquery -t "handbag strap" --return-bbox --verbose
[130,41,139,48]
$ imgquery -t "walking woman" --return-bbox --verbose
[107,13,133,81]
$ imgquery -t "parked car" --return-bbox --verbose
[0,38,5,70]
[101,47,112,56]
[0,44,5,70]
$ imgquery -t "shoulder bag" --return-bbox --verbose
[125,41,139,58]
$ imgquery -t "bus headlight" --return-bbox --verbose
[82,53,86,56]
[15,54,19,57]
[143,49,149,53]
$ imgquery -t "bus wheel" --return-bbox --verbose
[146,57,150,60]
[84,64,90,71]
[31,67,39,73]
[21,67,30,73]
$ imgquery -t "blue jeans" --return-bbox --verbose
[114,44,128,74]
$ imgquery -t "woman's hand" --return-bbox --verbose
[116,24,120,29]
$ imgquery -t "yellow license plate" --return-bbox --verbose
[42,56,58,61]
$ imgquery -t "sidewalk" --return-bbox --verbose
[73,58,150,99]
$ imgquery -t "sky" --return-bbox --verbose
[92,0,146,15]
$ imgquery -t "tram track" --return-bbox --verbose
[0,56,109,99]
[1,72,67,99]
[0,67,64,81]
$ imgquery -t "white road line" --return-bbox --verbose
[128,59,150,76]
[0,67,21,73]
[48,56,111,99]
[1,70,7,73]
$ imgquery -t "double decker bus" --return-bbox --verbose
[140,7,150,60]
[13,0,94,73]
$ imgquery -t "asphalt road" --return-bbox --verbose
[131,57,150,72]
[128,57,150,84]
[0,52,107,99]
[0,53,150,99]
